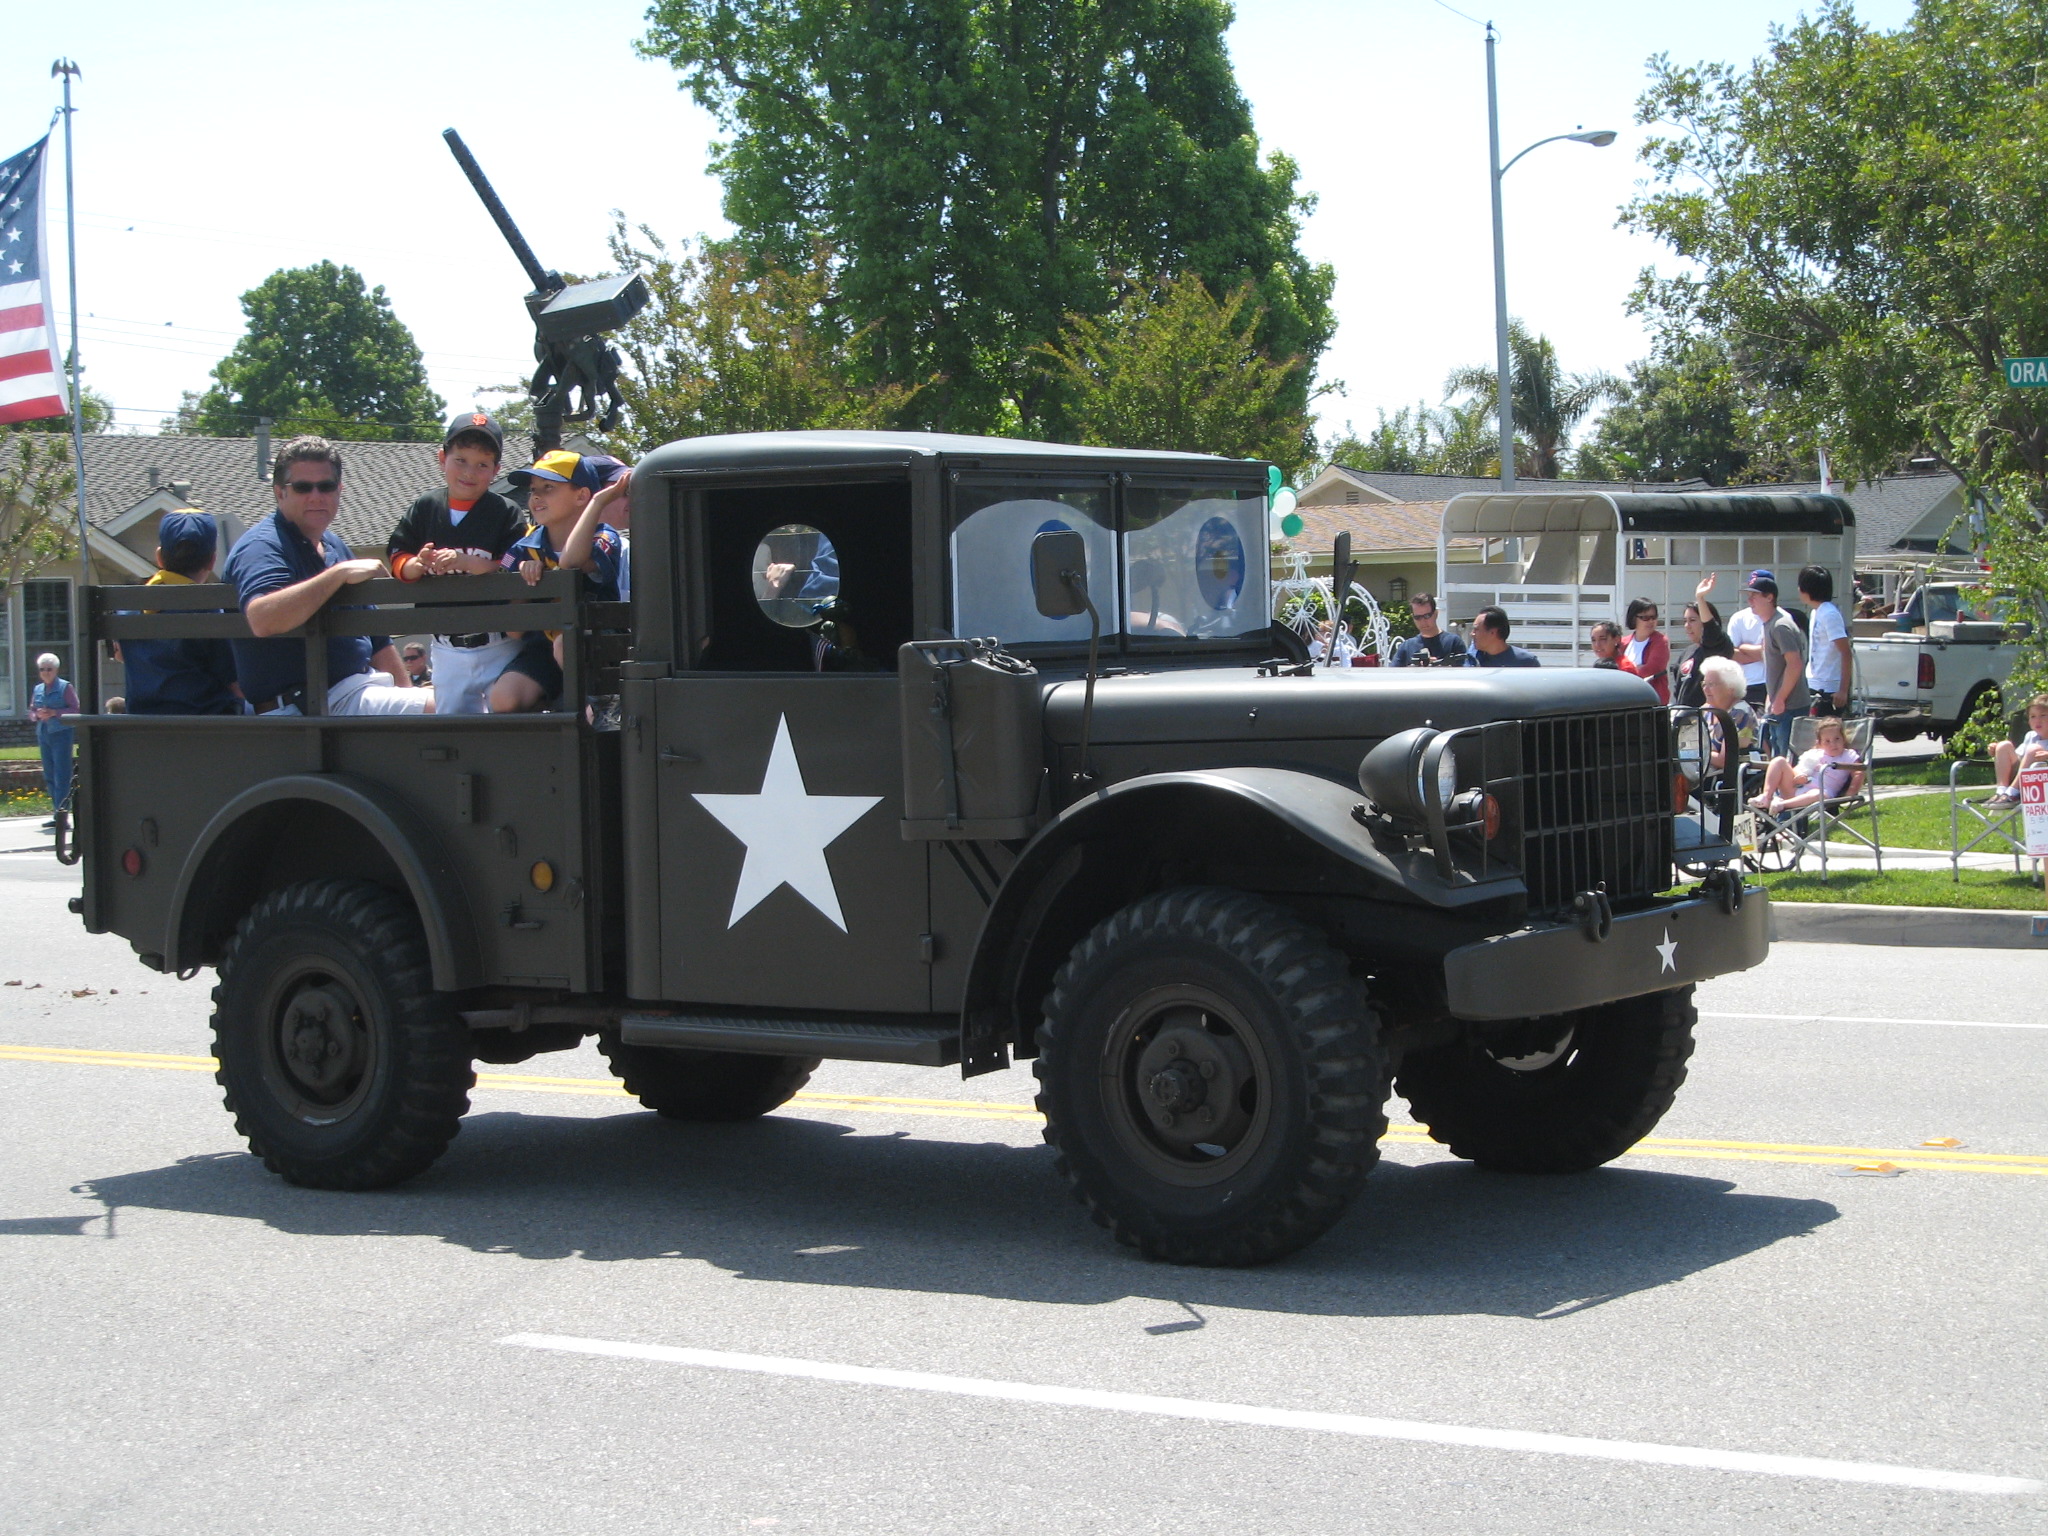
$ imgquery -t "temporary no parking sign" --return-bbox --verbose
[2021,765,2048,856]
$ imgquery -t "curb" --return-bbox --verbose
[1771,901,2048,950]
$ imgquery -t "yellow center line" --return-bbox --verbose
[4,1043,2045,1176]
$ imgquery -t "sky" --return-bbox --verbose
[7,0,1918,447]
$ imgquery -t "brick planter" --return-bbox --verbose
[0,761,46,793]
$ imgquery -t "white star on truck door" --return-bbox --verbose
[692,715,881,932]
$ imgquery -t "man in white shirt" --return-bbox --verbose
[1726,568,1771,706]
[1798,565,1853,715]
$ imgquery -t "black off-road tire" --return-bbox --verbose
[1396,987,1697,1174]
[1033,887,1389,1267]
[211,880,474,1190]
[596,1035,819,1121]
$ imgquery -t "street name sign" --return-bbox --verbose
[2003,358,2048,387]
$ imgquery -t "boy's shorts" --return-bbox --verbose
[499,635,562,703]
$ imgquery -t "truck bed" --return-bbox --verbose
[74,710,621,993]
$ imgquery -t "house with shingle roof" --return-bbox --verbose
[0,429,559,721]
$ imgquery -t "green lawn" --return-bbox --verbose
[1872,757,1993,788]
[0,787,52,817]
[1758,866,2046,910]
[1828,785,2022,850]
[0,746,38,761]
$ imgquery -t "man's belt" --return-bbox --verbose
[439,632,505,649]
[254,688,305,715]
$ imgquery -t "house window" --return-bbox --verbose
[22,579,73,688]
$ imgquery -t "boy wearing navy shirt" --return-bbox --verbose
[487,450,629,713]
[388,411,529,714]
[121,510,242,715]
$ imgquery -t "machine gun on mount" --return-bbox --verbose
[441,128,649,454]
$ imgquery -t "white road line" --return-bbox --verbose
[1701,1011,2048,1032]
[502,1334,2040,1497]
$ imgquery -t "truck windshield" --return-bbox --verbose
[949,479,1269,648]
[1124,484,1269,644]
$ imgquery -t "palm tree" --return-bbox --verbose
[1446,320,1618,479]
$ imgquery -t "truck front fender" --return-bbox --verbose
[957,769,1520,1073]
[165,773,484,990]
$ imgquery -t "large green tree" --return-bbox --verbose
[0,428,77,595]
[1037,270,1315,471]
[185,262,444,441]
[1626,0,2048,723]
[1445,320,1616,479]
[604,223,917,449]
[638,0,1335,438]
[1571,337,1763,485]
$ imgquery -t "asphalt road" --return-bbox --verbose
[1,839,2043,1534]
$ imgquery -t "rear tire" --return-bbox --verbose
[596,1035,818,1121]
[1396,987,1697,1174]
[211,880,473,1189]
[1034,887,1388,1267]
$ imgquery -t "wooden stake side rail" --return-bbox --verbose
[83,572,627,717]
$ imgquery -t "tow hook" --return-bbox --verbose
[1572,884,1613,942]
[1703,866,1744,916]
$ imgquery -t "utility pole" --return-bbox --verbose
[1485,25,1513,492]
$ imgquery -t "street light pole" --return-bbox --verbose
[1486,25,1513,492]
[1483,23,1615,495]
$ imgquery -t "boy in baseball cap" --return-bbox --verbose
[386,410,531,713]
[122,509,242,716]
[487,450,631,713]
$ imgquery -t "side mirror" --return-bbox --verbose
[1031,529,1089,619]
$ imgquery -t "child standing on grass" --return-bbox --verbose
[1749,716,1862,814]
[1990,694,2048,804]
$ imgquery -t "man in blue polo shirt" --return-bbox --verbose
[1464,605,1542,667]
[223,436,433,715]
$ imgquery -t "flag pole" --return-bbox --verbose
[52,61,89,587]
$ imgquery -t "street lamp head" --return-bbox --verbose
[1568,129,1619,148]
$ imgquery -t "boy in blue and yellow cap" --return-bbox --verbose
[487,449,630,713]
[122,510,242,716]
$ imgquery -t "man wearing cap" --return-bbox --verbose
[223,435,433,716]
[1725,569,1773,707]
[388,410,529,714]
[1733,570,1807,757]
[120,510,242,716]
[487,450,628,714]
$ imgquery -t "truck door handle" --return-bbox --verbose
[660,748,700,766]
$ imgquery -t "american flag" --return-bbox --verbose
[0,136,67,426]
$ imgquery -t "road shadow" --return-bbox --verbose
[72,1105,1839,1322]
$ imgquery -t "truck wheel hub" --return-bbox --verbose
[277,982,365,1098]
[1112,1001,1264,1176]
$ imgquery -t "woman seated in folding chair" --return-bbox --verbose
[1749,716,1863,814]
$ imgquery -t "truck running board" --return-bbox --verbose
[619,1013,960,1067]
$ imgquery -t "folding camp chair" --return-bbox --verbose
[1746,714,1880,880]
[1950,759,2032,882]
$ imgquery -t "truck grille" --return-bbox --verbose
[1519,709,1674,916]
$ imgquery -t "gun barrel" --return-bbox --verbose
[441,128,555,295]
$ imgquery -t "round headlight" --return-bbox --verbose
[1435,742,1460,805]
[1359,728,1438,826]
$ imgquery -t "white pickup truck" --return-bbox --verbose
[1855,583,2025,741]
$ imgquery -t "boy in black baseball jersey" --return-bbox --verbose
[388,410,530,713]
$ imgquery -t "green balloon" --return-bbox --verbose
[1281,512,1304,538]
[1267,464,1284,496]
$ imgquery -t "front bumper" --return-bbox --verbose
[1442,884,1770,1020]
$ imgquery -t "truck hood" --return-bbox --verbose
[1041,664,1658,746]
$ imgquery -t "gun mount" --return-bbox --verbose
[442,128,649,451]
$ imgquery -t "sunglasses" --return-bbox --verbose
[285,478,340,495]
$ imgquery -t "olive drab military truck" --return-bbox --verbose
[65,431,1770,1267]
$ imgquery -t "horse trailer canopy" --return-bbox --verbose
[1436,491,1856,667]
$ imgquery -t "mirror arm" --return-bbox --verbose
[1066,568,1101,788]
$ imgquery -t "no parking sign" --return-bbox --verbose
[2023,765,2048,857]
